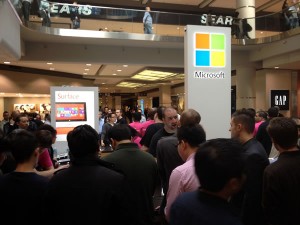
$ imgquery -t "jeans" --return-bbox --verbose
[22,1,31,25]
[144,23,153,34]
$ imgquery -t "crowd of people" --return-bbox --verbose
[0,105,299,225]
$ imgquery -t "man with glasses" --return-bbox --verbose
[164,124,206,221]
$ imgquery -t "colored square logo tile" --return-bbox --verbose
[195,50,210,66]
[195,33,210,49]
[194,32,225,67]
[211,34,225,50]
[211,51,225,67]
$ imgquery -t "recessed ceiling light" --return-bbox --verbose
[260,32,263,34]
[50,68,55,70]
[117,69,122,72]
[105,27,108,30]
[275,67,279,69]
[123,65,128,67]
[83,73,87,75]
[112,73,117,75]
[101,83,106,84]
[177,27,180,30]
[84,68,90,71]
[47,62,53,65]
[0,92,4,95]
[4,62,10,64]
[86,64,92,66]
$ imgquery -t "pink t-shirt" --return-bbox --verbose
[253,121,263,137]
[38,148,53,169]
[129,121,144,135]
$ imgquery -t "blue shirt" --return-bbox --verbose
[143,11,152,24]
[99,118,104,134]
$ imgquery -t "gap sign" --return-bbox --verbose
[271,90,289,110]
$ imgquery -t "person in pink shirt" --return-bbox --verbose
[36,130,54,171]
[129,112,143,136]
[254,110,267,137]
[165,124,206,221]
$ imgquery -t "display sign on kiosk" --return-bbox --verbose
[55,102,87,122]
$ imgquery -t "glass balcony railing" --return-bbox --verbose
[9,0,300,41]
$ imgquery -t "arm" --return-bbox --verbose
[165,169,183,222]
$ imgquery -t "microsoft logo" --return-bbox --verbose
[195,33,225,67]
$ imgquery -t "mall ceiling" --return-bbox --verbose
[1,0,290,96]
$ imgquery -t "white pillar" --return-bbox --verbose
[236,66,256,109]
[236,0,256,39]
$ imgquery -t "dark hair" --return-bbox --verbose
[67,125,99,158]
[267,117,298,149]
[267,107,279,118]
[180,109,201,126]
[3,129,38,163]
[156,106,165,120]
[147,108,157,120]
[35,130,52,148]
[232,108,255,133]
[38,124,57,137]
[107,124,132,141]
[132,112,142,122]
[195,138,245,192]
[256,110,267,120]
[3,111,9,116]
[15,113,28,123]
[177,124,206,148]
[162,107,176,119]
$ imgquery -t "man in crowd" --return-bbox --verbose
[116,109,127,124]
[165,124,206,221]
[0,129,49,225]
[263,117,300,225]
[229,108,269,225]
[156,108,201,219]
[103,124,158,225]
[149,107,178,157]
[0,111,9,131]
[43,125,134,225]
[170,138,245,225]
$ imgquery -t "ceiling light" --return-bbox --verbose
[117,69,122,72]
[84,68,90,71]
[117,82,145,88]
[83,73,87,75]
[4,62,10,64]
[105,27,108,30]
[0,92,4,95]
[86,64,92,66]
[177,27,180,30]
[50,68,55,70]
[112,73,117,75]
[123,65,128,67]
[275,67,279,69]
[101,83,106,84]
[47,62,53,65]
[132,69,177,81]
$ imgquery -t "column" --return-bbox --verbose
[159,85,171,107]
[236,66,256,109]
[236,0,255,39]
[114,96,121,110]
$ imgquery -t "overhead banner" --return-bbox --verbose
[185,25,231,139]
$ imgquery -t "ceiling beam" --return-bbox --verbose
[198,0,216,9]
[256,0,282,13]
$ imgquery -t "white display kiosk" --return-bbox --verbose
[50,86,99,154]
